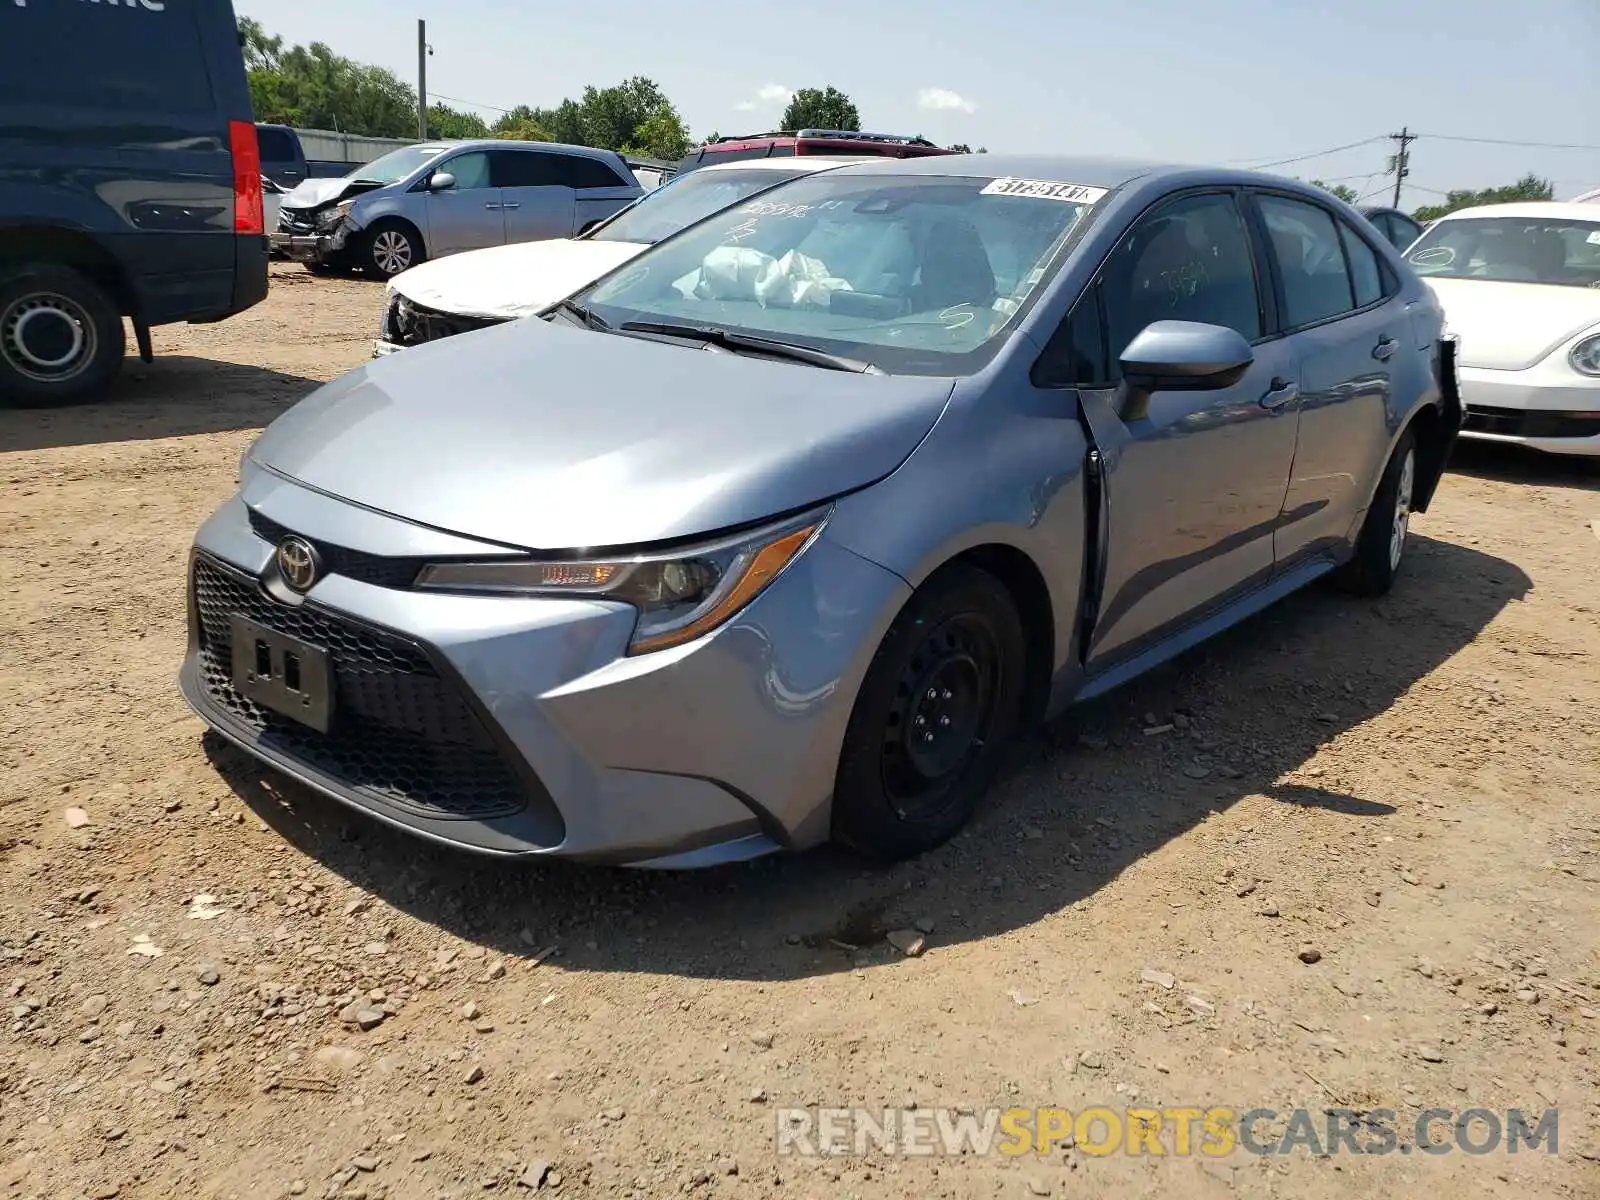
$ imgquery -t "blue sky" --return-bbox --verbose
[246,0,1600,204]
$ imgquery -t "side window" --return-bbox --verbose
[1034,288,1109,386]
[1338,220,1384,308]
[439,152,492,190]
[1099,192,1262,374]
[491,150,555,188]
[256,129,297,164]
[1389,215,1422,249]
[1258,195,1357,328]
[558,155,631,190]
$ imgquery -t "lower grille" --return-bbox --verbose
[192,554,531,821]
[278,207,319,235]
[1463,405,1600,440]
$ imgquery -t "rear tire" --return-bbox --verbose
[1335,427,1417,597]
[832,564,1026,862]
[360,222,423,279]
[0,264,125,407]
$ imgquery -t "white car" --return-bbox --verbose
[374,157,861,356]
[1404,201,1600,456]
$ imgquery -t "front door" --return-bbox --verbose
[1070,191,1302,671]
[492,149,577,243]
[422,151,504,256]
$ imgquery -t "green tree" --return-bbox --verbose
[1412,174,1554,223]
[238,20,417,137]
[426,103,489,139]
[490,107,554,142]
[621,108,692,161]
[1308,179,1360,204]
[949,143,972,154]
[780,87,860,132]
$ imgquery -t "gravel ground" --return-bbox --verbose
[2,263,1599,1200]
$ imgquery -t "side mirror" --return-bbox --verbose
[427,171,456,192]
[1116,320,1253,420]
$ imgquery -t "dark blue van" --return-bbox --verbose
[0,0,268,405]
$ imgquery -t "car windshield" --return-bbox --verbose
[591,167,819,246]
[1405,216,1600,288]
[346,145,446,185]
[575,172,1104,376]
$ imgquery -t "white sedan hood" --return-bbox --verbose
[390,238,649,321]
[1424,277,1600,370]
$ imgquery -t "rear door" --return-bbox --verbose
[422,150,503,255]
[1252,192,1406,568]
[492,149,574,243]
[562,154,643,233]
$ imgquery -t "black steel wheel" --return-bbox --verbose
[833,564,1025,861]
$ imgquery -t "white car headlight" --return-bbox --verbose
[317,200,355,231]
[415,509,827,654]
[1570,332,1600,377]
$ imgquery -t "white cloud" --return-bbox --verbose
[918,88,976,114]
[734,83,795,112]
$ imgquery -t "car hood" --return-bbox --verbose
[1424,277,1600,370]
[389,238,649,321]
[248,319,955,551]
[282,177,385,209]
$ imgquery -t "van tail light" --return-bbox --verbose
[229,119,264,235]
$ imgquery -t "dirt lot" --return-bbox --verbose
[2,262,1599,1200]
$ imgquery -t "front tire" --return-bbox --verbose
[360,222,423,279]
[832,564,1026,862]
[0,264,125,407]
[1336,427,1417,597]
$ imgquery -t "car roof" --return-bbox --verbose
[695,156,864,175]
[818,152,1183,187]
[422,138,625,161]
[1433,200,1600,222]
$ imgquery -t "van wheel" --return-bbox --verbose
[832,564,1026,862]
[361,223,423,278]
[0,265,125,407]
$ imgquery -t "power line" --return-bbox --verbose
[1233,136,1388,169]
[430,90,515,115]
[1416,133,1600,152]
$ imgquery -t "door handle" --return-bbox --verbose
[1260,378,1298,410]
[501,202,520,209]
[1373,336,1397,361]
[483,202,502,210]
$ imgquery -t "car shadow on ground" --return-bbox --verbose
[1445,439,1600,491]
[0,358,320,453]
[209,533,1529,982]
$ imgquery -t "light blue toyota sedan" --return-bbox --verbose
[182,155,1461,867]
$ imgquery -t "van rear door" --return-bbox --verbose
[0,0,267,323]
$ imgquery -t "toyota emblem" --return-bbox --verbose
[275,536,320,592]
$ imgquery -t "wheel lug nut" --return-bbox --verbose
[941,689,952,700]
[922,732,934,743]
[914,715,925,727]
[925,688,938,700]
[939,715,951,727]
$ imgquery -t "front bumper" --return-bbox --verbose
[1457,366,1600,456]
[271,226,351,265]
[178,479,908,865]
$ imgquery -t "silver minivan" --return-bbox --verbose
[272,139,643,278]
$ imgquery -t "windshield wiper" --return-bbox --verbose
[617,320,883,374]
[548,298,610,330]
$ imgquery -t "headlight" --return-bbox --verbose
[237,436,259,483]
[317,201,354,230]
[415,509,827,654]
[1570,332,1600,378]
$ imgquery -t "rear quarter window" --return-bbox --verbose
[0,1,215,113]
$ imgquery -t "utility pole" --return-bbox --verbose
[416,19,428,140]
[1388,126,1415,209]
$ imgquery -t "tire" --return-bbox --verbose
[0,264,125,407]
[832,564,1027,862]
[1335,427,1418,597]
[359,222,423,279]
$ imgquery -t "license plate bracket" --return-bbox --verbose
[229,615,334,733]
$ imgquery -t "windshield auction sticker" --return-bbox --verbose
[980,178,1109,204]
